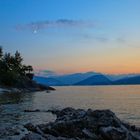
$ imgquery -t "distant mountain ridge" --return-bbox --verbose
[34,72,140,86]
[113,75,140,85]
[50,72,100,85]
[75,74,112,85]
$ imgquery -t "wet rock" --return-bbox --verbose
[82,128,99,139]
[129,131,140,140]
[21,133,77,140]
[86,109,121,127]
[100,126,127,140]
[21,132,46,140]
[46,134,77,140]
[22,108,140,140]
[24,123,37,133]
[0,125,29,140]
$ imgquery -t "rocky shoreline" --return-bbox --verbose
[0,84,55,94]
[20,107,140,140]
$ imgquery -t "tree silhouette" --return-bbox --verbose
[26,65,33,73]
[0,47,34,86]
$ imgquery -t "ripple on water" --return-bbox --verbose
[0,85,140,138]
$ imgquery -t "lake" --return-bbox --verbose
[0,85,140,138]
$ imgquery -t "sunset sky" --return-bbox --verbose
[0,0,140,74]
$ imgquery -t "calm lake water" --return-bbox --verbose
[0,85,140,136]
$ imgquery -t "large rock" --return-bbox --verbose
[21,133,46,140]
[21,107,140,140]
[21,133,77,140]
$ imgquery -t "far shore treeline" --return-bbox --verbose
[0,46,34,87]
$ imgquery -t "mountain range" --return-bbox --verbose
[75,74,112,85]
[34,72,140,86]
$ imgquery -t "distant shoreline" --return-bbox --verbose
[34,74,140,86]
[0,84,55,94]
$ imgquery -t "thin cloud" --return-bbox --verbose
[81,33,109,42]
[15,19,95,32]
[116,37,126,43]
[35,70,58,77]
[94,36,109,42]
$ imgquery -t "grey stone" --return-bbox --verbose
[21,133,46,140]
[22,108,140,140]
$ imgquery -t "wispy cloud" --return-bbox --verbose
[35,70,58,77]
[94,36,109,42]
[15,19,95,32]
[81,33,109,42]
[116,37,126,43]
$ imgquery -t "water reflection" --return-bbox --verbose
[0,91,56,129]
[0,86,140,130]
[0,92,33,105]
[0,92,32,127]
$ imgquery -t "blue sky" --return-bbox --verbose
[0,0,140,74]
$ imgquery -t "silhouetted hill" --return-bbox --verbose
[34,72,140,86]
[113,75,140,85]
[34,76,64,86]
[106,74,140,81]
[75,74,112,85]
[52,72,100,85]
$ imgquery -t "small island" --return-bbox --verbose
[0,47,55,93]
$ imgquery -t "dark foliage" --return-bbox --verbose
[0,47,34,87]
